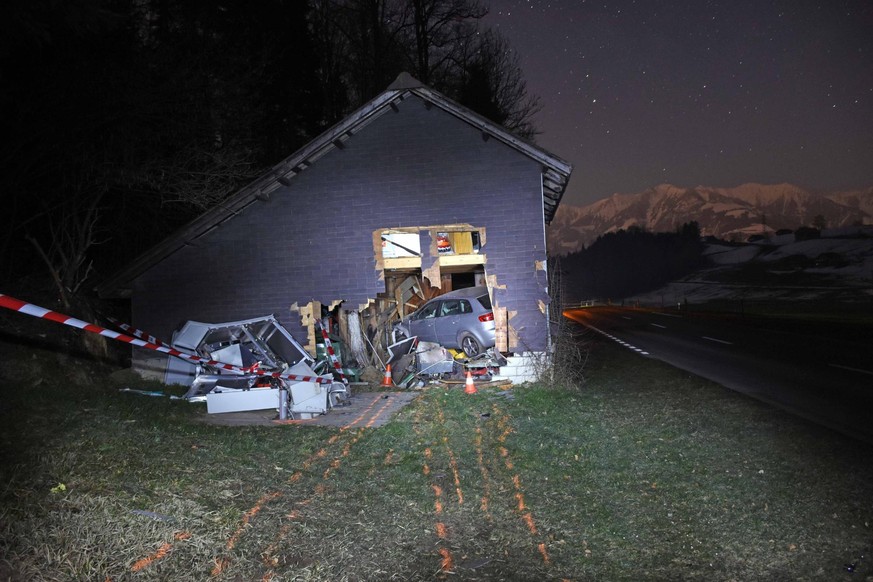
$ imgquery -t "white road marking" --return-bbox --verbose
[651,323,666,329]
[622,316,632,320]
[581,323,650,356]
[829,363,873,376]
[702,336,733,345]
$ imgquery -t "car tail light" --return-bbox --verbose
[478,312,494,322]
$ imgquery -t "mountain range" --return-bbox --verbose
[548,183,873,255]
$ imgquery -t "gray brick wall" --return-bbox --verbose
[132,95,551,372]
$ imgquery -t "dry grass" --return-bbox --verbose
[1,336,872,581]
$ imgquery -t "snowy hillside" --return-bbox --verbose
[549,183,873,254]
[622,226,873,307]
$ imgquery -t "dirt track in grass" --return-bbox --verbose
[2,335,873,581]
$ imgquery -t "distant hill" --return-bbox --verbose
[621,226,873,308]
[548,183,873,254]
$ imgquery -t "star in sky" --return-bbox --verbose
[484,0,873,206]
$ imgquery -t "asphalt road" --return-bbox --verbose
[564,306,873,444]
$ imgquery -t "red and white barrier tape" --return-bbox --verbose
[0,294,333,385]
[106,316,171,348]
[316,319,348,385]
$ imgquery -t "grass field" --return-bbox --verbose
[1,336,872,581]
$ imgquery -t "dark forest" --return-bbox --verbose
[558,222,706,302]
[0,0,539,308]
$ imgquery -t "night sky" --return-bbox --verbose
[484,0,873,206]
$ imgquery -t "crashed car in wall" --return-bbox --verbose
[393,285,496,357]
[165,315,347,418]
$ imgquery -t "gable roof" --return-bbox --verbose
[97,73,573,298]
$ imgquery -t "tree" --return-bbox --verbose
[311,0,540,139]
[0,0,322,302]
[453,30,541,139]
[1,0,542,325]
[408,0,486,85]
[795,226,821,241]
[560,223,705,301]
[314,0,410,106]
[1,0,139,289]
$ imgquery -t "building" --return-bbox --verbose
[97,73,573,382]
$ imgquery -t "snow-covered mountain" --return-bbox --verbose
[548,183,873,254]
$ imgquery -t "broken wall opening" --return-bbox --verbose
[280,223,533,383]
[375,225,485,289]
[374,224,531,357]
[370,224,493,359]
[376,224,487,305]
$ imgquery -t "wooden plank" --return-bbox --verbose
[494,306,508,352]
[384,257,421,270]
[438,254,484,267]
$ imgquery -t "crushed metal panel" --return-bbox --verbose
[164,329,196,385]
[416,341,454,375]
[166,315,343,417]
[169,315,313,394]
[165,355,195,386]
[207,388,280,414]
[286,361,330,416]
[387,336,418,366]
[172,315,312,372]
[172,321,213,350]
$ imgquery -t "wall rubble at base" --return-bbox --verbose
[491,352,546,384]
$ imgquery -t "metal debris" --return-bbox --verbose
[167,315,349,419]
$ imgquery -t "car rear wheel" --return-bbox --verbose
[460,334,482,357]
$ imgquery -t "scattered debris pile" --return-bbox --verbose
[383,338,507,389]
[0,294,352,420]
[165,316,349,418]
[1,283,517,422]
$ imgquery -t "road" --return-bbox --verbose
[564,306,873,444]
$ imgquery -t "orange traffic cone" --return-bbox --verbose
[464,370,477,394]
[381,364,393,387]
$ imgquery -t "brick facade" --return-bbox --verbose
[131,94,553,374]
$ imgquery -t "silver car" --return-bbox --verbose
[394,286,496,357]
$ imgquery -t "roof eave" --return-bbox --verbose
[407,85,572,223]
[97,80,573,297]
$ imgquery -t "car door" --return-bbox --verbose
[408,300,440,342]
[434,298,470,347]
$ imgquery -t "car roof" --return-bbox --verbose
[434,286,489,300]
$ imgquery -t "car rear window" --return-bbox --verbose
[476,294,491,310]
